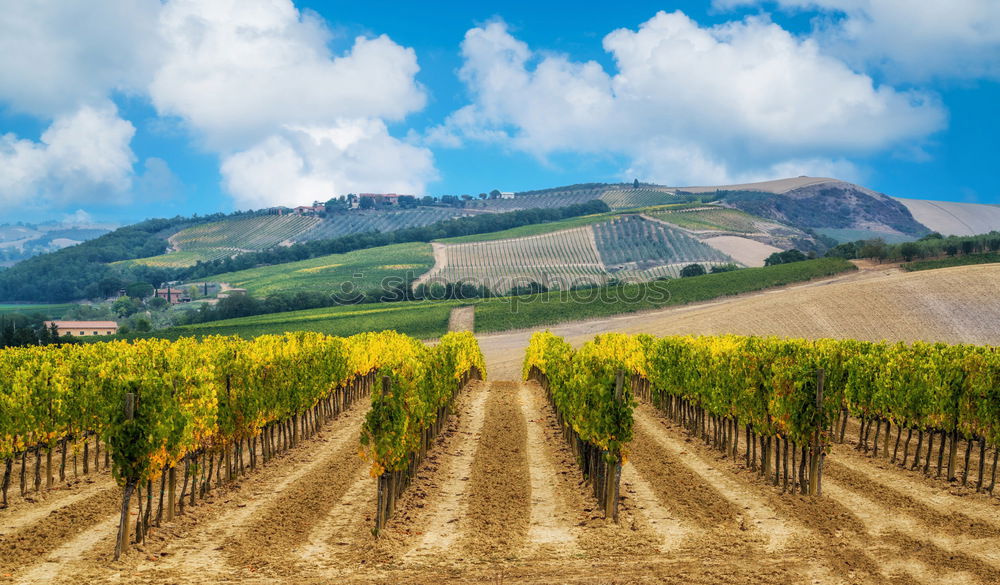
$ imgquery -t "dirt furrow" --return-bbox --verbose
[403,381,489,561]
[460,381,531,560]
[823,479,1000,581]
[825,459,1000,538]
[522,382,660,560]
[634,406,800,552]
[519,381,582,557]
[0,483,121,579]
[222,427,369,577]
[298,463,372,565]
[12,514,119,585]
[0,474,113,533]
[632,404,898,585]
[619,464,697,552]
[830,442,1000,529]
[131,400,370,582]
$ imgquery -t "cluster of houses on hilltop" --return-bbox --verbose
[271,193,417,216]
[271,190,517,216]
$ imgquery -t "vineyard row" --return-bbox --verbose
[0,331,485,557]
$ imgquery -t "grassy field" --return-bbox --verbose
[902,252,1000,272]
[203,242,434,297]
[650,207,762,233]
[117,249,235,268]
[161,299,456,340]
[0,303,76,317]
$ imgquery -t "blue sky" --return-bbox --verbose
[1,0,998,225]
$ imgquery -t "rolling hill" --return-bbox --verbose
[104,177,1000,272]
[4,175,1000,305]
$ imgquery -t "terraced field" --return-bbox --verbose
[423,227,608,292]
[420,215,736,293]
[128,210,467,268]
[600,187,677,209]
[474,187,605,212]
[595,215,733,277]
[173,215,321,251]
[298,208,469,241]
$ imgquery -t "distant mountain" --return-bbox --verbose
[0,221,116,267]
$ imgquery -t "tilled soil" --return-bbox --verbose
[7,380,1000,585]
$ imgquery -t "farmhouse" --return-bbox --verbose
[292,203,325,215]
[44,320,119,337]
[155,287,191,304]
[500,191,515,199]
[358,193,415,208]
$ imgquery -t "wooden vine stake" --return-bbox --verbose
[604,370,625,521]
[374,375,391,537]
[114,392,135,561]
[809,369,825,496]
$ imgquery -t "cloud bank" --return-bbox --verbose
[0,0,434,212]
[431,12,946,185]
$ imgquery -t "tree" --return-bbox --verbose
[710,264,740,274]
[126,282,154,299]
[461,194,473,201]
[478,193,487,200]
[899,242,921,262]
[633,179,640,188]
[764,249,808,266]
[359,196,375,210]
[112,296,142,318]
[858,239,888,261]
[489,189,501,199]
[147,297,169,311]
[680,264,706,277]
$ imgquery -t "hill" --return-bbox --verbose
[0,221,113,267]
[5,175,1000,305]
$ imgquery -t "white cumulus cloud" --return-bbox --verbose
[151,0,426,148]
[0,0,161,117]
[714,0,1000,82]
[0,0,434,212]
[432,12,946,186]
[221,120,437,210]
[0,103,136,210]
